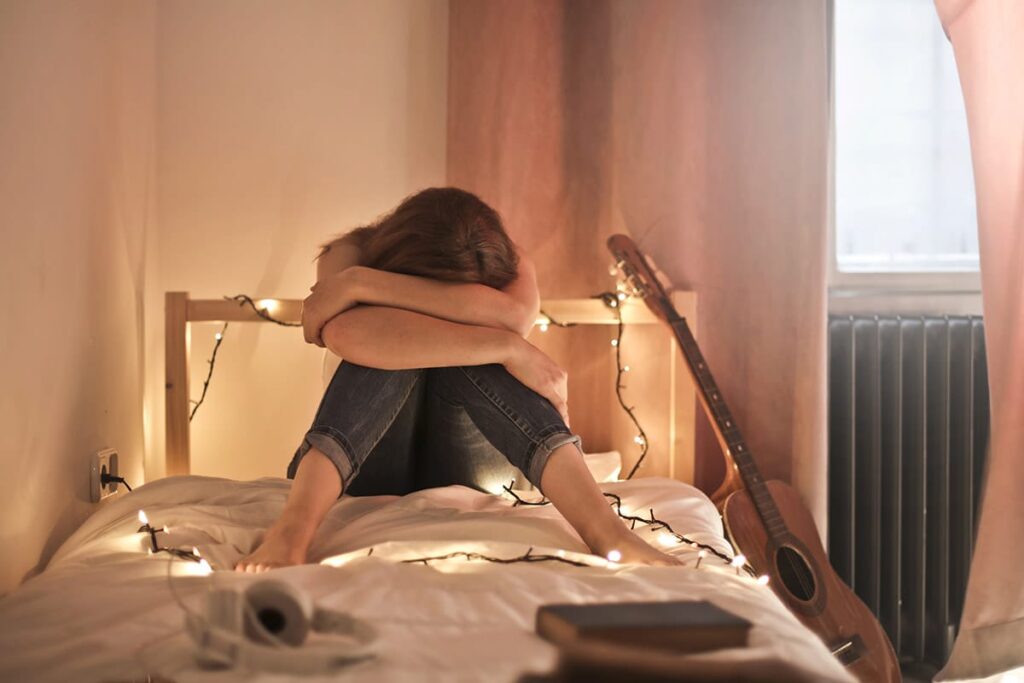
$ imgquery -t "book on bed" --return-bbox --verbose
[536,600,751,654]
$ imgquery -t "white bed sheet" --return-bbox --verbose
[0,475,852,682]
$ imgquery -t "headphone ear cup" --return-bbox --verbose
[243,580,313,646]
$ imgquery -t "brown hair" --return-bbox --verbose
[321,187,518,289]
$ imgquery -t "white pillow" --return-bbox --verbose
[583,450,622,483]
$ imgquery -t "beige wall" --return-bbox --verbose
[0,0,157,594]
[152,0,449,480]
[0,0,447,594]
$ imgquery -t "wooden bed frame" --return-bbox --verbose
[164,292,697,480]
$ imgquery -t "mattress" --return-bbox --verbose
[0,475,853,682]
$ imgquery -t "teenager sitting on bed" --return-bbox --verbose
[236,187,680,572]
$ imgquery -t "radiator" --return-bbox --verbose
[828,315,989,672]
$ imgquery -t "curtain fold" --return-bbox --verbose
[448,0,830,528]
[934,0,1024,679]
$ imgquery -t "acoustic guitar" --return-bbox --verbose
[607,234,901,683]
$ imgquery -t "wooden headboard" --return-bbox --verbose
[164,292,697,480]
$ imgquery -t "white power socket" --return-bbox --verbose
[90,448,120,503]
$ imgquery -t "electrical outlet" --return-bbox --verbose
[90,448,120,503]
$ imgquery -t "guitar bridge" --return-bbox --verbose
[830,634,865,666]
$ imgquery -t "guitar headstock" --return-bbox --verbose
[606,234,675,324]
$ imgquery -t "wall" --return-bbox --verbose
[447,0,830,527]
[0,0,157,594]
[152,0,449,480]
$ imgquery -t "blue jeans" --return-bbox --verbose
[287,362,582,496]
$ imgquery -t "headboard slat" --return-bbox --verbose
[165,292,191,476]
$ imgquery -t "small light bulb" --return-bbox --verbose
[731,554,746,568]
[197,559,212,576]
[695,549,707,568]
[622,365,631,372]
[138,510,148,526]
[756,575,770,586]
[539,323,549,333]
[257,299,278,312]
[610,339,619,347]
[556,549,566,558]
[192,546,201,557]
[606,549,622,563]
[609,299,618,308]
[633,434,646,445]
[658,532,678,546]
[215,332,223,341]
[617,292,627,301]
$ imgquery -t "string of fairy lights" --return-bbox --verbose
[135,481,763,579]
[500,482,743,569]
[169,271,759,571]
[192,276,653,478]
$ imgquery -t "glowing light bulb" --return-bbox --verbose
[606,549,622,563]
[609,299,618,308]
[138,510,149,526]
[695,549,707,568]
[539,323,549,333]
[215,332,223,341]
[756,575,770,586]
[658,532,678,546]
[731,554,746,568]
[197,559,213,576]
[556,549,566,558]
[192,546,201,557]
[610,339,619,347]
[257,299,278,312]
[623,365,631,372]
[617,291,627,301]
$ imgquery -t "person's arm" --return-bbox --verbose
[304,246,541,344]
[322,304,569,424]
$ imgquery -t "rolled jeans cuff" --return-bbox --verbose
[527,432,583,490]
[296,427,356,494]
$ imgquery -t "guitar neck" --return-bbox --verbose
[666,314,789,540]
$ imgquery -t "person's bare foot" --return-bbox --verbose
[591,529,685,567]
[235,517,314,573]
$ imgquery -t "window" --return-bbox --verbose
[833,0,978,276]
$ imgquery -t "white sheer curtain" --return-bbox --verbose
[934,0,1024,679]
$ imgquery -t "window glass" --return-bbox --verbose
[835,0,978,273]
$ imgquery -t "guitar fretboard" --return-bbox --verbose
[668,316,788,540]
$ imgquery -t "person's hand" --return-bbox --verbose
[503,338,571,427]
[302,269,361,346]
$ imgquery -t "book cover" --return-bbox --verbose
[536,600,751,654]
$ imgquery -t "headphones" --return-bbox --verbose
[185,579,378,674]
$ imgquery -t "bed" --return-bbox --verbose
[0,293,853,681]
[0,474,851,682]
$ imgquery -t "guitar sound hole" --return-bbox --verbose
[775,546,816,601]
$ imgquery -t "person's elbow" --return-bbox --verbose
[509,301,539,338]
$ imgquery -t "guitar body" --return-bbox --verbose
[724,481,901,683]
[606,233,902,682]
